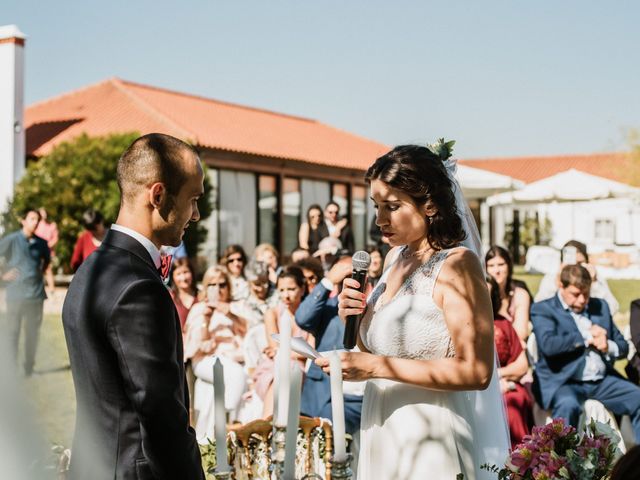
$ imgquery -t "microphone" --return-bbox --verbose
[343,250,371,350]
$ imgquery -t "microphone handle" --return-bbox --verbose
[343,269,368,349]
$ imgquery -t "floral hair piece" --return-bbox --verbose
[426,138,456,161]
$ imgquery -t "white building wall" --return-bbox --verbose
[0,25,26,215]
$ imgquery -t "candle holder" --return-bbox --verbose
[270,425,286,478]
[211,469,233,480]
[329,453,353,480]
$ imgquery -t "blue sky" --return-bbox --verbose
[3,1,639,158]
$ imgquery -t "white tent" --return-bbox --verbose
[487,169,640,206]
[455,164,523,200]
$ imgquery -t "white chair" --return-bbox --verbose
[526,333,627,452]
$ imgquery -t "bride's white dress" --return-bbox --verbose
[357,246,502,480]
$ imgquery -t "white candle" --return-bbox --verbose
[275,310,292,427]
[213,358,230,471]
[329,350,347,462]
[283,365,302,479]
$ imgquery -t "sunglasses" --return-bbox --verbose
[207,282,228,288]
[304,275,318,284]
[227,256,244,263]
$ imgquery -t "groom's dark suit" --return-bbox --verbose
[62,229,204,480]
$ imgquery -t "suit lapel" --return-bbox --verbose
[551,295,583,336]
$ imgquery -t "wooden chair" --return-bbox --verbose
[225,415,334,479]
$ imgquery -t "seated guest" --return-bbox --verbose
[298,204,327,255]
[294,256,325,295]
[627,299,640,384]
[535,239,619,316]
[323,201,354,254]
[253,243,281,287]
[485,245,531,343]
[366,246,384,293]
[234,261,278,328]
[531,264,640,443]
[487,275,533,447]
[169,257,199,331]
[220,244,250,301]
[295,257,363,434]
[70,209,107,272]
[253,266,313,418]
[184,265,249,434]
[290,247,310,263]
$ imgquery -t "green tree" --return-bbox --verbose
[2,133,212,273]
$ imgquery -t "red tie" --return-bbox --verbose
[159,254,173,282]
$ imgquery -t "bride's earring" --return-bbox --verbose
[427,215,433,224]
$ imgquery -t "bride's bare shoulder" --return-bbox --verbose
[439,247,484,280]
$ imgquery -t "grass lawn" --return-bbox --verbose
[17,313,76,448]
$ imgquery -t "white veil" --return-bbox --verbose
[444,158,511,469]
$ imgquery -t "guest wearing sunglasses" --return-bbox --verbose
[221,244,249,301]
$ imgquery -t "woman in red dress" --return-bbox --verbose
[487,275,534,448]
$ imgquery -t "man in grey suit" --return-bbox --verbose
[62,133,205,479]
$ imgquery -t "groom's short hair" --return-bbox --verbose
[117,133,198,204]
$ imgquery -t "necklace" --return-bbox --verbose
[400,245,434,260]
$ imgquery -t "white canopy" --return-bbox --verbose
[487,169,640,206]
[455,164,523,199]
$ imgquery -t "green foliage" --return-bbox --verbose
[184,167,213,258]
[504,214,553,263]
[1,132,212,272]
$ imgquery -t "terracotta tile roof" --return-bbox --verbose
[459,152,634,184]
[25,78,389,169]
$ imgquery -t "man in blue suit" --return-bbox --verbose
[532,264,640,441]
[294,257,363,433]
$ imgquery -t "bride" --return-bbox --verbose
[316,141,509,479]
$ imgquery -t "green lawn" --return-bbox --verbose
[20,314,76,448]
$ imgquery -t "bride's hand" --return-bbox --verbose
[315,351,377,381]
[338,278,366,322]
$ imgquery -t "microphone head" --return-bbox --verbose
[352,250,371,272]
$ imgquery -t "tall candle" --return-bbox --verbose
[213,358,230,471]
[329,350,347,462]
[275,310,292,427]
[283,365,302,479]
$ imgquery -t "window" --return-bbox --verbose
[301,179,330,219]
[352,185,367,251]
[283,178,301,255]
[219,170,256,256]
[257,175,278,247]
[331,183,349,217]
[594,218,615,243]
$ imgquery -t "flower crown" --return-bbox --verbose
[426,138,456,161]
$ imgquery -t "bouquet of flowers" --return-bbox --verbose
[482,418,623,480]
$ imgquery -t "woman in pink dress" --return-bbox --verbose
[253,265,314,418]
[169,257,199,331]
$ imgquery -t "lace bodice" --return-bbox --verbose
[360,247,457,360]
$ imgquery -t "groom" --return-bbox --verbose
[62,134,205,479]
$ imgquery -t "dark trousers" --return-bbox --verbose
[551,375,640,442]
[6,298,44,375]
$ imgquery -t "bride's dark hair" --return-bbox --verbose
[365,145,466,250]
